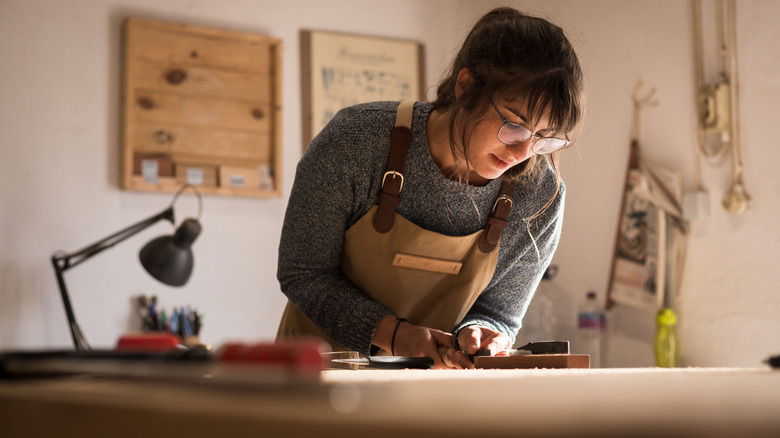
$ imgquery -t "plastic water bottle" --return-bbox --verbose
[654,308,679,367]
[577,291,605,368]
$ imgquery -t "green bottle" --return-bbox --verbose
[654,308,679,367]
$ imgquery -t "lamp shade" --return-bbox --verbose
[139,218,201,286]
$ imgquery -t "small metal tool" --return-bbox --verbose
[472,340,570,358]
[331,356,434,370]
[516,340,570,354]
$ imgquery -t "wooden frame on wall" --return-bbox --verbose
[300,30,425,151]
[122,17,283,198]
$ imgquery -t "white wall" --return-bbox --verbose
[0,0,444,350]
[1,0,778,367]
[496,0,780,367]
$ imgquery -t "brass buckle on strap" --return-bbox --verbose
[382,171,404,192]
[492,194,513,213]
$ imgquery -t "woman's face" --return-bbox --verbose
[464,98,553,185]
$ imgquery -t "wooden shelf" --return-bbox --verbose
[122,17,282,198]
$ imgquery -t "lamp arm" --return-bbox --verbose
[53,207,175,271]
[51,206,175,351]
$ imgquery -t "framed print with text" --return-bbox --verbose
[300,30,425,150]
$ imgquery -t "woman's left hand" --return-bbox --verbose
[439,325,512,369]
[438,325,512,369]
[461,325,512,355]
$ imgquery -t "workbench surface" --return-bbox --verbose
[2,367,778,437]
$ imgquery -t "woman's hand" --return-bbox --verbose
[373,315,454,369]
[441,325,512,369]
[459,325,512,355]
[392,322,454,369]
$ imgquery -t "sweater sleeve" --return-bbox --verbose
[276,107,392,355]
[453,180,565,346]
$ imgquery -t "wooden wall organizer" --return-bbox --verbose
[122,17,282,197]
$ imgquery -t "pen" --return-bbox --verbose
[148,296,159,330]
[181,307,191,337]
[170,309,179,335]
[137,296,153,330]
[192,310,201,335]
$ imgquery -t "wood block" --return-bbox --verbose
[474,354,590,369]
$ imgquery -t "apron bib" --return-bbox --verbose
[277,102,515,352]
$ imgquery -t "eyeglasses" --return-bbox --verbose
[486,97,570,154]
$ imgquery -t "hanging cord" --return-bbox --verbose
[706,0,730,161]
[725,0,744,187]
[716,0,728,81]
[721,0,751,213]
[691,0,730,163]
[170,184,203,220]
[690,0,705,190]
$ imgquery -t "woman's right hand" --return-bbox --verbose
[392,321,454,369]
[373,315,454,369]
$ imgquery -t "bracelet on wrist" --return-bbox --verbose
[452,328,461,352]
[391,317,407,356]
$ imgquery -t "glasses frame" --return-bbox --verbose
[485,96,570,155]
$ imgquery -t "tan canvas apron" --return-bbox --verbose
[277,101,515,352]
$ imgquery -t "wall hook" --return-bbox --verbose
[630,81,659,143]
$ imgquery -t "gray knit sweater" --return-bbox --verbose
[277,101,564,355]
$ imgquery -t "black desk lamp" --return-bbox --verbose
[51,185,203,351]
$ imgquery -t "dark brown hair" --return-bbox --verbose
[432,7,584,190]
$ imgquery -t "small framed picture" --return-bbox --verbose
[300,30,425,150]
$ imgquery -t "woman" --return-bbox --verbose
[277,7,584,369]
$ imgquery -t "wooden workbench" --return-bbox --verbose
[1,367,779,437]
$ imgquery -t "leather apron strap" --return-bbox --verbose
[374,101,516,248]
[373,101,414,233]
[478,179,516,253]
